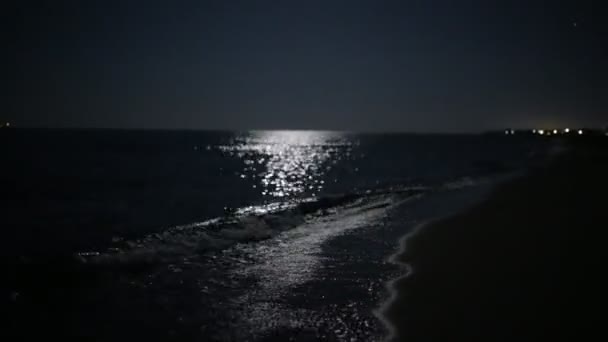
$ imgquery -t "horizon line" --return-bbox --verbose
[6,125,607,134]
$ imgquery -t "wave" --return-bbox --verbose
[79,176,485,269]
[82,189,425,267]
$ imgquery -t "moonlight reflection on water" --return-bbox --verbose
[220,131,354,198]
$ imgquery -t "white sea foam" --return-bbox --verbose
[81,180,484,269]
[84,190,419,267]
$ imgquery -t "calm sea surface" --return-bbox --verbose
[1,129,550,341]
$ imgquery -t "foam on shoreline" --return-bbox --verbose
[374,175,508,341]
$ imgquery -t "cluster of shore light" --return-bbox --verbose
[505,128,584,136]
[532,128,583,136]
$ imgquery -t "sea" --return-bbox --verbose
[1,129,553,341]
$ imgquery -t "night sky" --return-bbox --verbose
[2,0,606,132]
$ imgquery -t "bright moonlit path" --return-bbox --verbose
[220,131,354,199]
[229,192,397,339]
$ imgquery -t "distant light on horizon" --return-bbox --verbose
[578,129,584,135]
[553,129,558,134]
[564,128,570,133]
[538,129,545,135]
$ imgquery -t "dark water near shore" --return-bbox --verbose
[1,129,550,341]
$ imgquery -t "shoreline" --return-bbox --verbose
[376,186,501,341]
[375,221,427,341]
[380,139,608,341]
[373,174,507,341]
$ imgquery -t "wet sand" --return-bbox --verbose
[385,138,608,341]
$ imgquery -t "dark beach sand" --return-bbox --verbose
[385,138,608,341]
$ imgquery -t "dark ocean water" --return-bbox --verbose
[1,129,551,341]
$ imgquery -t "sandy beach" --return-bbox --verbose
[384,137,608,341]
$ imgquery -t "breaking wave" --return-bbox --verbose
[78,176,482,269]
